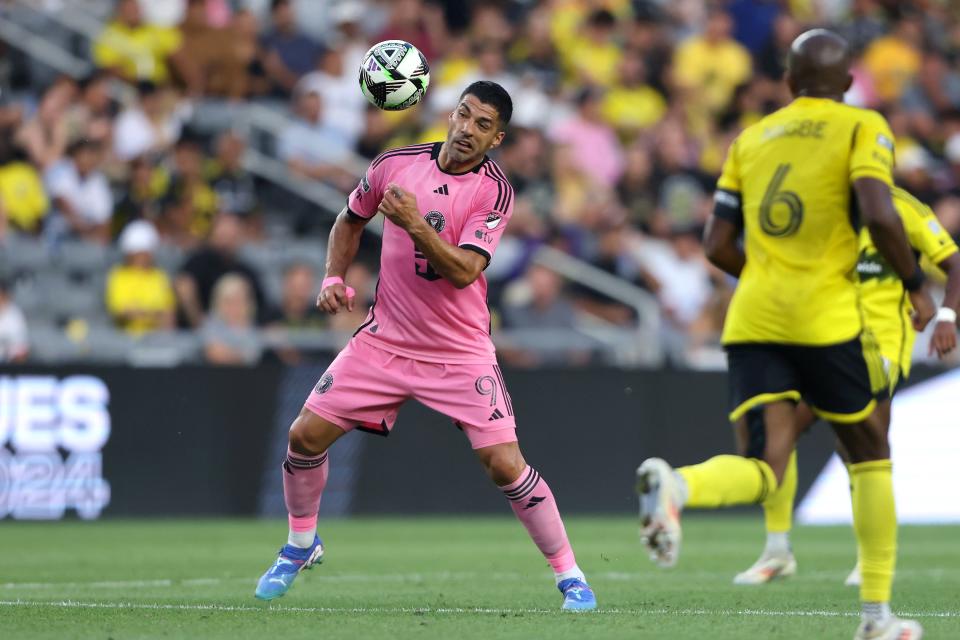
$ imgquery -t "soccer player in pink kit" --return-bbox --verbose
[255,81,596,610]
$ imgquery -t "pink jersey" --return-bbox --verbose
[346,142,514,364]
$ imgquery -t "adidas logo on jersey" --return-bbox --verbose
[432,184,449,195]
[488,408,504,421]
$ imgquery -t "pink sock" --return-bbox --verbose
[501,466,577,574]
[283,448,329,536]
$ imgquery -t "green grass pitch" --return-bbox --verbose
[1,516,957,639]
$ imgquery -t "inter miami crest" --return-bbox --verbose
[315,373,334,394]
[424,210,445,233]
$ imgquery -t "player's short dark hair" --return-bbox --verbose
[460,81,512,130]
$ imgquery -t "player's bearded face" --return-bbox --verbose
[447,96,505,163]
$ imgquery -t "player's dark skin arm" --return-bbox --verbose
[931,253,960,356]
[317,206,367,314]
[855,178,936,330]
[703,215,745,278]
[378,183,486,289]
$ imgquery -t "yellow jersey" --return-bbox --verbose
[105,265,175,335]
[718,97,896,346]
[857,187,958,378]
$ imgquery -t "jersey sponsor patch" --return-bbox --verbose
[484,213,502,229]
[361,176,371,192]
[928,220,943,235]
[876,133,894,151]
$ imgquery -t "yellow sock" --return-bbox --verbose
[679,455,778,508]
[763,450,797,533]
[850,460,896,603]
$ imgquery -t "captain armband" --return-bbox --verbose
[713,189,744,229]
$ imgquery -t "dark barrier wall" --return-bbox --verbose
[9,363,916,518]
[346,368,837,514]
[0,366,282,518]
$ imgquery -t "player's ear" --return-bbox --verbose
[489,130,506,150]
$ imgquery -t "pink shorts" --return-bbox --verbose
[304,338,517,449]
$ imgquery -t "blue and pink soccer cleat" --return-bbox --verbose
[254,535,324,600]
[558,577,597,611]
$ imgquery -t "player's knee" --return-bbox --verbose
[479,446,526,486]
[288,416,329,456]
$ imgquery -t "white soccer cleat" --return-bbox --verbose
[636,458,683,568]
[733,552,797,585]
[854,617,923,640]
[845,562,862,587]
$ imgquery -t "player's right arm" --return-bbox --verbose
[318,161,382,315]
[705,139,745,277]
[850,113,935,330]
[318,206,367,314]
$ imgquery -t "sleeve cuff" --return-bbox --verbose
[850,167,893,184]
[346,207,373,221]
[459,243,492,267]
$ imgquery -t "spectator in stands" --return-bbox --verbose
[564,9,622,88]
[65,71,116,147]
[0,276,29,363]
[500,263,590,366]
[15,77,76,171]
[0,152,49,237]
[106,220,176,335]
[278,85,356,192]
[206,132,258,219]
[550,87,624,189]
[113,155,163,235]
[177,0,251,98]
[862,13,923,105]
[267,262,325,330]
[162,135,218,240]
[376,0,443,62]
[202,273,263,365]
[260,0,324,96]
[45,139,113,245]
[93,0,184,86]
[297,46,367,148]
[175,212,267,328]
[113,81,184,161]
[503,263,578,331]
[673,7,752,116]
[602,50,667,140]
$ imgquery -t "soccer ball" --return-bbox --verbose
[359,40,430,111]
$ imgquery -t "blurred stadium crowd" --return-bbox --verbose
[1,0,959,368]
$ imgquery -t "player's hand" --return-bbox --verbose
[929,320,958,358]
[317,282,355,314]
[908,286,936,331]
[378,183,420,230]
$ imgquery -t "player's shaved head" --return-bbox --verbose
[785,29,852,100]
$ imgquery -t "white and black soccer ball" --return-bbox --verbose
[359,40,430,111]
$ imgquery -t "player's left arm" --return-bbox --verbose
[378,183,488,288]
[931,253,960,356]
[704,139,745,277]
[905,201,960,355]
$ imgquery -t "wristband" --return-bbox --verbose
[322,276,355,298]
[902,266,926,293]
[937,307,958,324]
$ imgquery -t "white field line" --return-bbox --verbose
[1,568,955,591]
[0,600,957,619]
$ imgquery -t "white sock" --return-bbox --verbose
[555,565,586,586]
[287,529,316,549]
[862,601,892,625]
[764,532,791,556]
